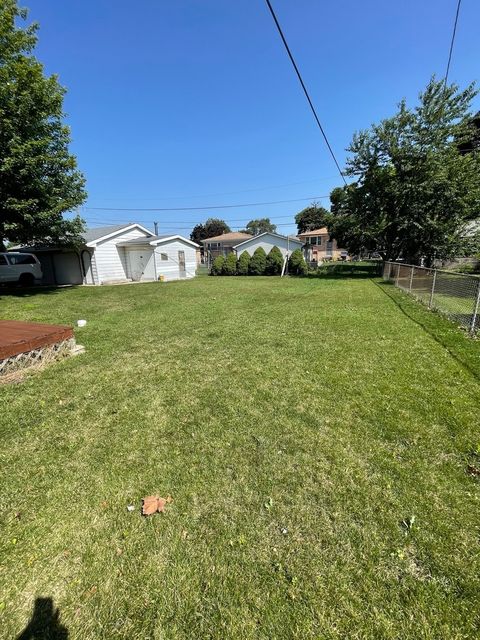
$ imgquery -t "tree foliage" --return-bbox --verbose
[295,205,329,234]
[222,251,237,275]
[210,255,225,275]
[191,218,231,243]
[288,248,307,275]
[328,78,480,264]
[248,247,267,275]
[245,218,276,236]
[236,251,250,275]
[265,245,283,275]
[0,0,87,250]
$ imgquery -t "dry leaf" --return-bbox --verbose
[142,495,168,515]
[142,496,160,516]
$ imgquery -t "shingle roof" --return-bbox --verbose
[297,227,329,237]
[201,232,252,244]
[83,224,134,243]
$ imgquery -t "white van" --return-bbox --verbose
[0,252,43,286]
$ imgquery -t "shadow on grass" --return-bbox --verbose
[16,597,68,639]
[375,280,480,381]
[0,285,74,300]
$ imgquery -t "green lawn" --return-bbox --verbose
[1,277,479,639]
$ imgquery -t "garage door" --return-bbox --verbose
[127,248,155,281]
[53,252,83,285]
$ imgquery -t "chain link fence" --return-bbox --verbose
[383,262,480,334]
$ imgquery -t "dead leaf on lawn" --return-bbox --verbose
[142,495,168,516]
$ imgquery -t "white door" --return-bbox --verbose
[127,249,154,281]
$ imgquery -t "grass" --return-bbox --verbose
[1,276,479,639]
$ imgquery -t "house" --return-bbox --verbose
[15,223,199,285]
[233,232,304,258]
[201,232,252,259]
[297,228,348,262]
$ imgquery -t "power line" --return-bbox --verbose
[84,220,299,231]
[84,210,326,225]
[444,0,462,88]
[86,175,338,203]
[84,194,330,212]
[263,0,347,186]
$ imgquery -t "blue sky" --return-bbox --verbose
[28,0,480,237]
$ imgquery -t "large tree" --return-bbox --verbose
[190,218,231,243]
[328,78,480,264]
[245,218,276,236]
[295,204,329,234]
[0,1,87,251]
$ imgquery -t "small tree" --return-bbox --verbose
[249,247,267,275]
[246,218,277,235]
[211,255,225,275]
[237,251,250,275]
[288,248,307,275]
[266,245,283,275]
[222,252,237,275]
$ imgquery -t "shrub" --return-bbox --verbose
[211,255,225,275]
[222,252,237,275]
[249,247,267,275]
[266,246,284,275]
[288,248,307,276]
[237,251,251,275]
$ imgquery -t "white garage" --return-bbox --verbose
[16,224,199,285]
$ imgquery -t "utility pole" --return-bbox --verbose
[154,221,158,235]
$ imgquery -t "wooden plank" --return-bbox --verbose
[0,321,74,360]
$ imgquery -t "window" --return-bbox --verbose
[0,255,8,265]
[308,237,321,245]
[7,254,37,265]
[160,253,168,261]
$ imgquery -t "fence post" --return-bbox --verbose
[395,263,400,286]
[409,265,414,292]
[470,280,480,334]
[429,270,437,309]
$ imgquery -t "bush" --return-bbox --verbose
[211,255,225,275]
[237,251,251,275]
[249,247,267,275]
[288,248,307,276]
[266,245,284,275]
[222,252,237,275]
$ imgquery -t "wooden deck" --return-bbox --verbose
[0,320,74,360]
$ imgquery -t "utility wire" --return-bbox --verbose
[444,0,462,88]
[264,0,347,186]
[85,194,330,212]
[86,175,338,203]
[84,210,326,225]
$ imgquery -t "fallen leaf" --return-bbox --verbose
[166,495,174,504]
[142,495,168,516]
[142,496,159,516]
[126,505,135,512]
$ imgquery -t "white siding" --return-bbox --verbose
[154,240,197,281]
[94,228,151,283]
[235,234,303,258]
